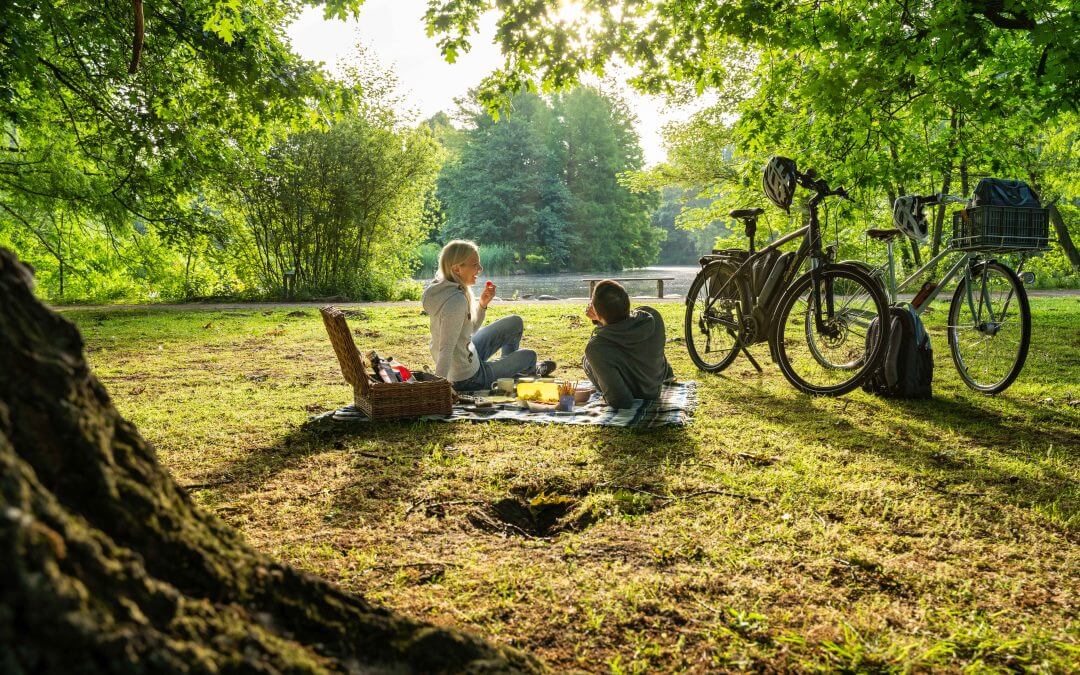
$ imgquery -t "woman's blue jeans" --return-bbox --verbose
[453,315,537,391]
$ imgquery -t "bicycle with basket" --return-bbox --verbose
[852,179,1049,393]
[684,156,892,396]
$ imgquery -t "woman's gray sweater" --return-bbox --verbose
[421,279,487,381]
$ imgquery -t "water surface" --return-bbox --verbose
[424,266,701,300]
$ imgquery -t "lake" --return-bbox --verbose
[467,265,701,300]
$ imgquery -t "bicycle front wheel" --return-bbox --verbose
[948,260,1031,394]
[685,263,744,372]
[773,264,890,395]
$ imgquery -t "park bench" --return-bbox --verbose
[582,276,676,299]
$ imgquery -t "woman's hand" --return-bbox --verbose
[479,280,496,308]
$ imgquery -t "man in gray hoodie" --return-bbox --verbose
[583,280,675,409]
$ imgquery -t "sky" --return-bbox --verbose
[286,0,699,166]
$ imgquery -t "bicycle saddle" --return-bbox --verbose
[867,228,903,241]
[729,208,765,219]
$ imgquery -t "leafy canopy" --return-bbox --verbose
[425,1,1076,119]
[0,0,365,237]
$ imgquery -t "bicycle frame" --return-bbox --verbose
[879,239,1022,325]
[697,173,848,355]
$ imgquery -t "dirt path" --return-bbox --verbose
[54,288,1078,313]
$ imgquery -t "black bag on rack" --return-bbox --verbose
[971,179,1041,208]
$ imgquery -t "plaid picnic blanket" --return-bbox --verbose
[321,381,697,428]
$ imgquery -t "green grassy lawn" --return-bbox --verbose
[66,299,1079,672]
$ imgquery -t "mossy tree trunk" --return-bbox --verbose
[0,247,541,673]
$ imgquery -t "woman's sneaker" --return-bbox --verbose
[536,360,557,377]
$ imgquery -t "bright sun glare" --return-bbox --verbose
[552,0,600,28]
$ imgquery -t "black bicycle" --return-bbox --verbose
[684,158,891,396]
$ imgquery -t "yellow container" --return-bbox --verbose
[516,381,560,403]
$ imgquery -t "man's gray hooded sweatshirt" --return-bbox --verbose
[422,278,486,383]
[583,306,674,409]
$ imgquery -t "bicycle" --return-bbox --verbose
[684,157,891,396]
[840,193,1041,394]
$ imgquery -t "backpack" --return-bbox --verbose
[971,178,1041,208]
[862,303,933,398]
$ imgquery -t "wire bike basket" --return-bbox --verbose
[951,206,1049,252]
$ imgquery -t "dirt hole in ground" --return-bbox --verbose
[469,487,591,538]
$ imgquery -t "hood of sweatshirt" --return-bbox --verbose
[422,278,467,316]
[590,309,660,346]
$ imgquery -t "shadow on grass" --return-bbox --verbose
[192,410,700,536]
[741,384,1078,534]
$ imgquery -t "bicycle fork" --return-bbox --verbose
[810,266,839,337]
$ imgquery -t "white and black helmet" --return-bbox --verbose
[762,156,798,212]
[892,195,929,242]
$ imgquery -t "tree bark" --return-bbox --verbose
[1049,202,1080,271]
[931,169,953,260]
[931,111,959,258]
[0,247,541,673]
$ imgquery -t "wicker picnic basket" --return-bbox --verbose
[319,306,453,420]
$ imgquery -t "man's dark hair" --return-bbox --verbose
[592,279,630,324]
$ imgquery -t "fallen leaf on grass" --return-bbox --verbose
[202,322,213,330]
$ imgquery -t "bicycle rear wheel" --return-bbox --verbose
[773,264,889,395]
[685,263,744,372]
[947,260,1030,394]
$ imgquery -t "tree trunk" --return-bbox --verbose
[931,169,953,258]
[931,111,959,259]
[0,247,541,673]
[1049,203,1080,271]
[1027,172,1080,273]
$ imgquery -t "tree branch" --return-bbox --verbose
[129,0,145,74]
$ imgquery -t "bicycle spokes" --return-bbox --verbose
[948,262,1030,392]
[778,267,887,391]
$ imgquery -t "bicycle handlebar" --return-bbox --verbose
[796,168,849,201]
[911,193,966,207]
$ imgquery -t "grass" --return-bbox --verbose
[65,298,1079,672]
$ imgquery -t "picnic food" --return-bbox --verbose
[519,389,552,402]
[516,381,559,403]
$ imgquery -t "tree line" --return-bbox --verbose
[1,0,1075,304]
[434,0,1080,288]
[432,88,662,273]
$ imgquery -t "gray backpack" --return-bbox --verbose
[862,303,933,398]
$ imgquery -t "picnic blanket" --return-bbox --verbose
[319,381,697,428]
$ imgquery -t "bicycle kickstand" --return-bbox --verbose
[738,341,763,373]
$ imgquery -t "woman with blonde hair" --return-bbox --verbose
[421,240,555,391]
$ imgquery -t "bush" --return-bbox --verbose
[479,244,515,275]
[414,242,442,279]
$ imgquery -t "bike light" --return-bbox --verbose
[1021,272,1035,285]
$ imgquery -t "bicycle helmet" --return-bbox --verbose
[762,156,798,212]
[892,195,929,242]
